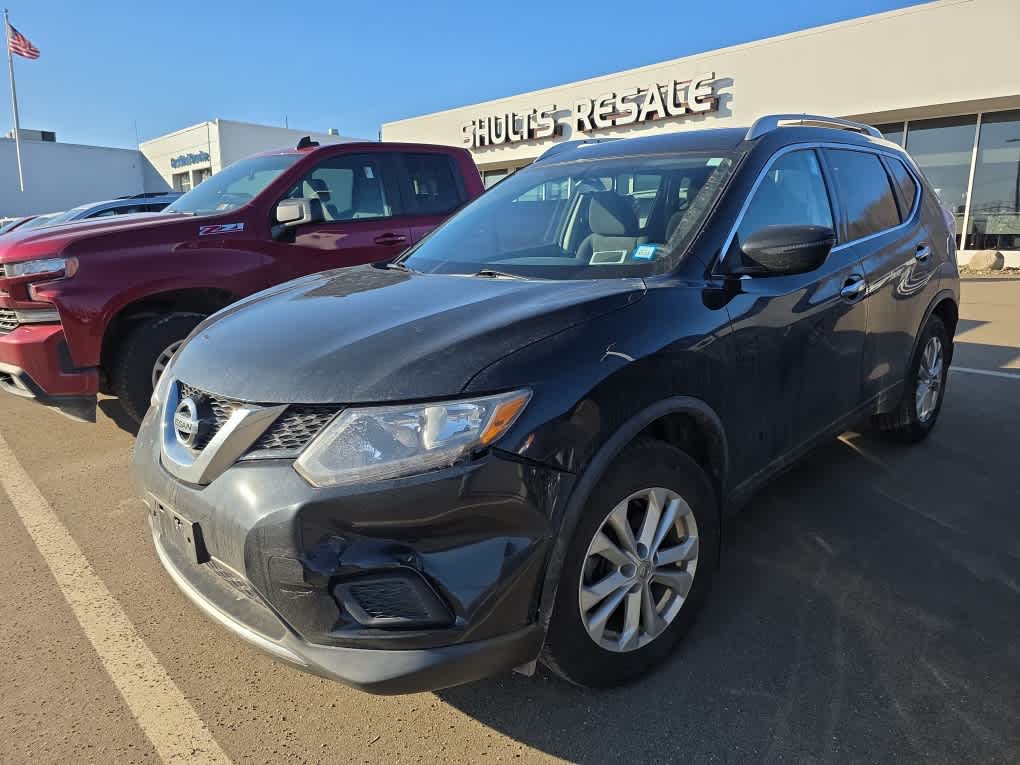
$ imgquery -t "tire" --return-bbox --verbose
[542,437,720,688]
[874,315,950,443]
[111,313,205,424]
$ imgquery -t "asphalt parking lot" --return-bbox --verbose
[1,277,1018,764]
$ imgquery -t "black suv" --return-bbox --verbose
[134,114,959,694]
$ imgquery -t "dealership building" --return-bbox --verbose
[0,119,357,219]
[382,0,1020,263]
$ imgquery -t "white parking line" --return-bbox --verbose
[951,366,1020,381]
[0,433,231,765]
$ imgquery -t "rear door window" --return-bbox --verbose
[399,153,466,216]
[883,157,920,220]
[824,149,901,239]
[735,149,835,249]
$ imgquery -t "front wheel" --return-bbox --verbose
[542,438,719,688]
[111,313,205,424]
[875,314,951,443]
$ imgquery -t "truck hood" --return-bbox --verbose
[170,265,645,403]
[0,213,198,261]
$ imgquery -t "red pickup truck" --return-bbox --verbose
[0,139,483,423]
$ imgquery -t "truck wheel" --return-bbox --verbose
[874,315,950,443]
[542,438,719,688]
[112,313,205,424]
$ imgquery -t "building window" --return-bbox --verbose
[483,169,509,188]
[904,115,978,245]
[192,167,212,186]
[173,171,192,193]
[874,123,905,146]
[966,109,1020,251]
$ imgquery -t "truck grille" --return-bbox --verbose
[0,308,18,333]
[176,382,339,456]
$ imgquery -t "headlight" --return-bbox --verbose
[294,389,532,488]
[6,257,77,279]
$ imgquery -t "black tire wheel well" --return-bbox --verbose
[100,289,236,388]
[636,410,725,504]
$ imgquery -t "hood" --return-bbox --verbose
[0,213,195,262]
[170,265,645,403]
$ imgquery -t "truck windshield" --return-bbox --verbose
[404,152,735,280]
[166,154,300,216]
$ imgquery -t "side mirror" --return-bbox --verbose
[732,224,836,276]
[275,197,324,227]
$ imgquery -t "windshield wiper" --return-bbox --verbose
[473,268,527,280]
[383,261,415,273]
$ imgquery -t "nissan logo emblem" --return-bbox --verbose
[173,397,202,449]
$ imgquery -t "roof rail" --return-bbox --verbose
[534,137,618,164]
[746,114,883,141]
[117,191,180,200]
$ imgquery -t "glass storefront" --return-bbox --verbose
[875,110,1020,251]
[905,115,978,244]
[966,110,1020,251]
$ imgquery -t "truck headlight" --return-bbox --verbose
[6,257,77,279]
[294,389,531,488]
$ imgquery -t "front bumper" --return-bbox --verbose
[0,324,98,419]
[134,407,571,693]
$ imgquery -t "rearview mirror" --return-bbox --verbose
[733,224,836,276]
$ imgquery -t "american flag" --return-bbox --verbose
[8,24,40,60]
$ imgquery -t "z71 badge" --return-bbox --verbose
[198,223,245,236]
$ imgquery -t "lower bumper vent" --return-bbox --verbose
[333,572,451,629]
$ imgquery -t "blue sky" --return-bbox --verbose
[4,0,926,149]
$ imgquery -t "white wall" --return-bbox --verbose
[214,120,359,168]
[138,119,363,188]
[381,0,1020,169]
[138,122,221,190]
[0,137,146,218]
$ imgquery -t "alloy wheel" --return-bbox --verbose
[915,335,944,423]
[151,340,184,390]
[578,487,700,653]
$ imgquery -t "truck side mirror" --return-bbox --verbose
[275,198,324,228]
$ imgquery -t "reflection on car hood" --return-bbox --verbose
[170,265,646,403]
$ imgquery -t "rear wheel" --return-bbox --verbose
[875,314,950,443]
[542,438,719,688]
[111,313,205,424]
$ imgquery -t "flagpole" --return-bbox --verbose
[4,8,25,192]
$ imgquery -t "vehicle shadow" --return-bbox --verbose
[436,389,1020,763]
[98,397,140,437]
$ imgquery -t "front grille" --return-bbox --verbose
[248,405,338,454]
[177,383,242,450]
[0,308,18,333]
[175,381,339,457]
[0,264,7,278]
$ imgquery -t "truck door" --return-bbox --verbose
[279,152,412,277]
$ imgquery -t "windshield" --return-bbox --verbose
[404,152,735,279]
[166,154,300,215]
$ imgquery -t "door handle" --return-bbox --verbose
[374,233,408,246]
[840,276,867,302]
[915,243,932,262]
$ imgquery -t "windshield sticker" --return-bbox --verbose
[632,244,659,260]
[199,223,245,236]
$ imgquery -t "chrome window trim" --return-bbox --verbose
[717,141,924,268]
